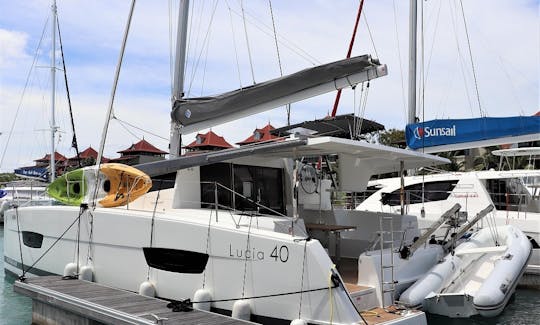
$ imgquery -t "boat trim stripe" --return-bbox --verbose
[4,256,59,277]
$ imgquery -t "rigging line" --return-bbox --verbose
[297,238,309,319]
[226,0,243,88]
[362,10,379,60]
[113,117,168,141]
[116,118,141,140]
[186,0,219,96]
[147,181,162,280]
[358,82,370,138]
[189,283,338,304]
[392,0,407,123]
[20,205,86,279]
[15,207,25,279]
[268,0,291,125]
[459,0,484,117]
[331,0,365,118]
[241,214,254,298]
[240,0,256,84]
[202,196,213,289]
[423,0,443,93]
[0,16,49,170]
[227,6,320,66]
[448,1,474,117]
[186,1,205,96]
[199,12,213,97]
[56,15,82,168]
[85,210,94,265]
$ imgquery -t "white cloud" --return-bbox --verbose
[0,29,29,69]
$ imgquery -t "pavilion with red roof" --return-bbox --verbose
[236,123,278,146]
[64,146,109,169]
[184,130,233,154]
[109,139,167,165]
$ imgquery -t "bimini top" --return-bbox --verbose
[136,136,449,192]
[172,55,387,134]
[271,113,384,139]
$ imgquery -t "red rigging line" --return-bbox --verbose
[331,0,365,117]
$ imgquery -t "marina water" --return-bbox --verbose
[1,225,538,325]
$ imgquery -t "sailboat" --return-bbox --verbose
[5,1,452,324]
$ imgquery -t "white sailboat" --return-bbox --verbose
[3,1,454,324]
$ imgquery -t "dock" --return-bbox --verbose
[14,276,254,325]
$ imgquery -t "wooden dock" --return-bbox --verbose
[14,276,254,325]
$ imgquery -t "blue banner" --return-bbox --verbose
[406,116,540,150]
[14,167,49,181]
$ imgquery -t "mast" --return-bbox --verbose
[50,0,58,182]
[169,0,190,158]
[407,0,417,125]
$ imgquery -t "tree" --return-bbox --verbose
[378,129,406,148]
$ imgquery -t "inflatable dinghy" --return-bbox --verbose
[399,225,531,318]
[47,163,152,208]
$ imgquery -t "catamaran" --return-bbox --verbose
[3,1,458,324]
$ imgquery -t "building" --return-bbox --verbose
[109,139,167,165]
[236,123,278,146]
[184,130,233,154]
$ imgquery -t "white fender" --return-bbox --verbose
[138,281,156,297]
[63,262,78,277]
[231,300,251,321]
[290,319,307,325]
[193,288,212,311]
[79,265,94,281]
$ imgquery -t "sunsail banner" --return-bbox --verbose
[14,167,48,181]
[406,116,540,150]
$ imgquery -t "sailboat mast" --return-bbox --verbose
[407,0,417,125]
[169,0,190,158]
[50,0,57,182]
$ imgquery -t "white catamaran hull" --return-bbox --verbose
[4,205,426,325]
[399,225,532,318]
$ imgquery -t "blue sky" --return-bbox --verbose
[0,0,538,173]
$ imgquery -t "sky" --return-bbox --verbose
[0,0,538,173]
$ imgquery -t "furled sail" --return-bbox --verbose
[172,55,387,134]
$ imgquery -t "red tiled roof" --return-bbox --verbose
[118,139,167,155]
[35,152,67,162]
[184,130,233,149]
[108,155,137,162]
[237,123,278,145]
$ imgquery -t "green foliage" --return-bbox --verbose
[378,128,405,148]
[0,173,19,184]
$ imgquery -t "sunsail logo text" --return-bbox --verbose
[413,125,456,140]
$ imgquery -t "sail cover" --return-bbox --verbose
[172,55,387,134]
[406,116,540,152]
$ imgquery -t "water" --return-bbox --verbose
[0,224,538,324]
[0,226,32,325]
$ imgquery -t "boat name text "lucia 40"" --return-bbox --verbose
[228,244,289,262]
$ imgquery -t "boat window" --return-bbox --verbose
[381,180,458,206]
[486,178,534,212]
[22,231,44,248]
[142,247,209,273]
[200,163,285,215]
